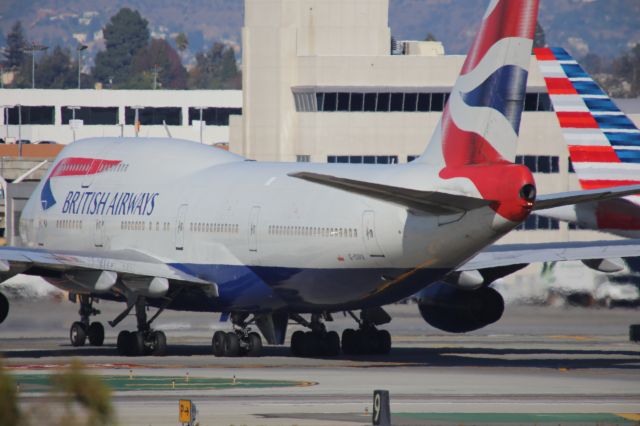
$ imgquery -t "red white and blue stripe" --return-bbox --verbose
[535,47,640,191]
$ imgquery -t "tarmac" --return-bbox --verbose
[1,298,639,425]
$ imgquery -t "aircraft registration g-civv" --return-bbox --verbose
[534,47,640,239]
[2,0,640,358]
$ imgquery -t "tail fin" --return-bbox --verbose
[535,47,640,190]
[418,0,539,168]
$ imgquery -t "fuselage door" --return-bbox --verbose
[248,206,260,252]
[93,218,105,248]
[175,204,188,251]
[362,210,385,259]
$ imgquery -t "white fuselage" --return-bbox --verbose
[19,138,517,312]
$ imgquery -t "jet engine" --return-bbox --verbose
[0,292,8,325]
[416,282,504,333]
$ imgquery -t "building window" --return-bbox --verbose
[125,107,182,125]
[294,89,553,113]
[188,107,242,126]
[7,106,54,124]
[296,155,310,162]
[328,155,398,164]
[515,155,560,173]
[61,107,118,125]
[515,215,560,231]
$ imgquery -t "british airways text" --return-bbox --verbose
[61,191,159,216]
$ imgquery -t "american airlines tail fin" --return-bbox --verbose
[418,0,539,168]
[535,47,640,191]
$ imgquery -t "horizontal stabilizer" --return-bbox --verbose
[533,184,640,211]
[289,172,492,215]
[461,239,640,271]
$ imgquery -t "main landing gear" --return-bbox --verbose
[289,308,392,357]
[290,313,340,357]
[340,309,391,355]
[69,295,105,347]
[113,297,167,357]
[212,313,263,357]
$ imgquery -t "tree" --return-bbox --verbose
[93,8,150,87]
[424,32,437,42]
[533,22,546,49]
[3,21,26,69]
[130,38,187,89]
[188,42,240,89]
[36,46,77,88]
[175,32,189,52]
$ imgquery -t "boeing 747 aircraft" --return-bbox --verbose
[2,0,640,358]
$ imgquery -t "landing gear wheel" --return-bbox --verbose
[117,330,130,356]
[342,328,357,355]
[376,329,392,354]
[151,331,167,356]
[224,332,241,357]
[129,331,145,356]
[247,332,262,356]
[70,321,87,347]
[212,330,226,356]
[88,322,105,346]
[0,292,8,324]
[291,330,305,356]
[325,331,341,356]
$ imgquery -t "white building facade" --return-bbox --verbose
[1,89,242,146]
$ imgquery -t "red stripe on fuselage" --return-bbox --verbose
[544,78,577,95]
[462,0,539,74]
[557,112,599,128]
[569,146,620,163]
[49,157,122,179]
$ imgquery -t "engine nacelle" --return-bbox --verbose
[417,282,504,333]
[0,292,9,325]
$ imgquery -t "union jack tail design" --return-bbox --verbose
[420,0,539,171]
[535,47,640,191]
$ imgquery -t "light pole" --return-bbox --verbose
[17,104,22,158]
[76,44,87,89]
[68,106,80,142]
[23,42,48,89]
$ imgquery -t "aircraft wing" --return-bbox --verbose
[459,239,640,271]
[289,172,492,214]
[533,185,640,211]
[0,246,217,295]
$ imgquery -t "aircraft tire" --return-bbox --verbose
[290,330,304,356]
[212,331,226,356]
[224,332,241,357]
[376,330,392,354]
[70,321,87,347]
[0,292,8,324]
[341,329,356,355]
[325,331,341,356]
[117,330,130,356]
[247,332,262,356]
[151,331,167,356]
[130,331,146,356]
[88,322,105,346]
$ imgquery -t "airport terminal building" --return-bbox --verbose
[1,0,640,286]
